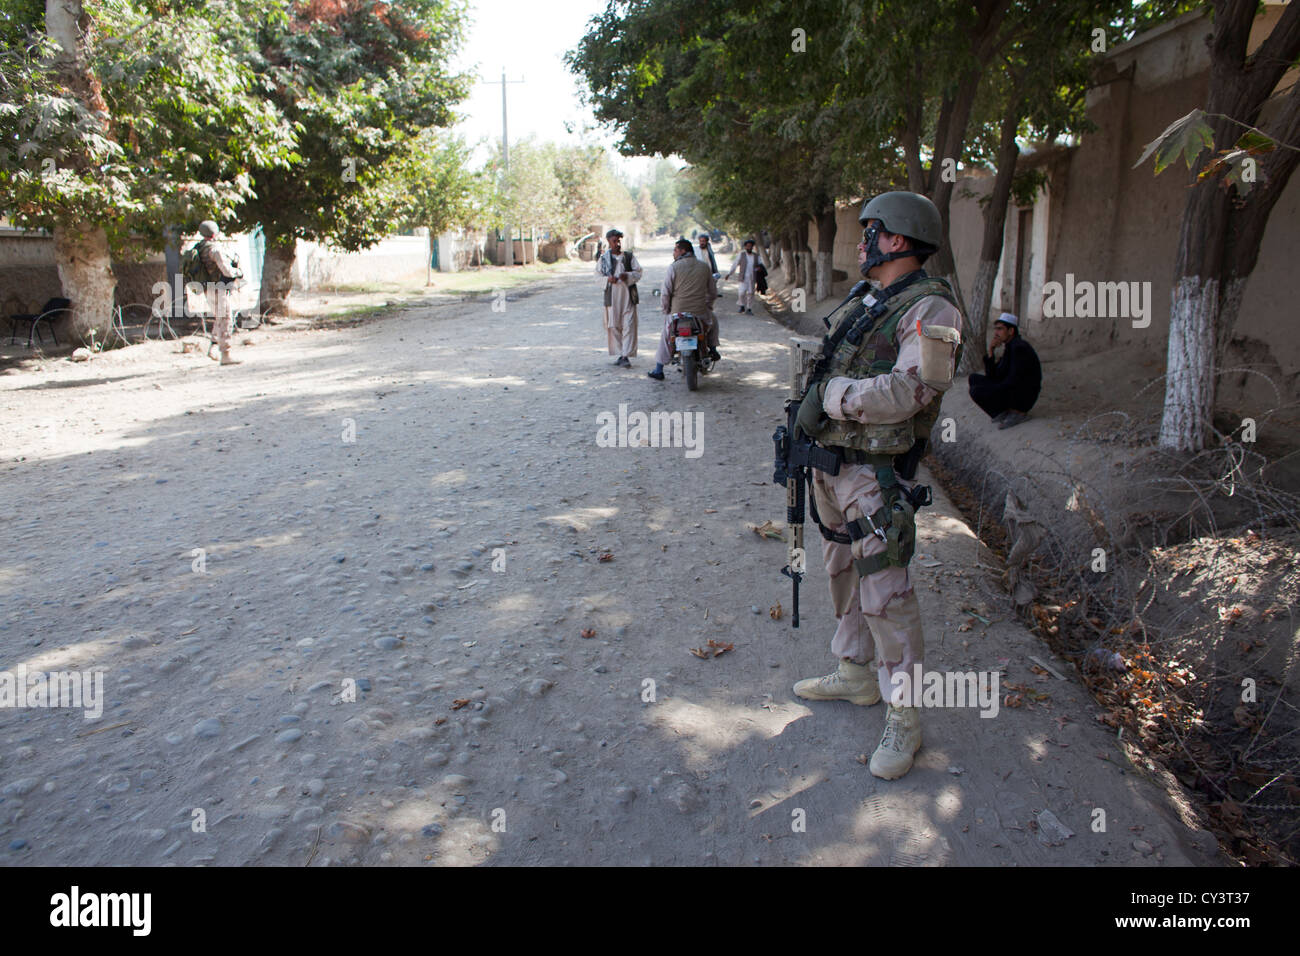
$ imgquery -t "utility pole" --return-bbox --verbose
[483,69,524,265]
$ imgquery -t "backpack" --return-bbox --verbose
[182,241,213,284]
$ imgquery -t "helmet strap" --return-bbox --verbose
[859,221,922,276]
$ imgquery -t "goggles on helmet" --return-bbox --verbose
[860,220,930,277]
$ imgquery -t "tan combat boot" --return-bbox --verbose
[869,704,922,779]
[793,659,881,706]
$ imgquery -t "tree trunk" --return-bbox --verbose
[794,221,813,299]
[46,0,117,342]
[1156,0,1300,451]
[259,232,296,316]
[814,205,837,303]
[164,226,183,318]
[757,230,775,272]
[1216,78,1300,358]
[52,223,115,344]
[965,259,999,373]
[781,231,797,284]
[903,0,1008,360]
[46,0,106,114]
[965,104,1021,373]
[1159,277,1218,450]
[929,248,970,327]
[901,119,926,193]
[1160,152,1229,452]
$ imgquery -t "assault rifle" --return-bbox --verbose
[770,277,940,626]
[771,402,837,628]
[769,282,869,627]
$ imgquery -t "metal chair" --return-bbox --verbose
[8,297,71,347]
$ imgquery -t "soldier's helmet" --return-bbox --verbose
[857,192,942,250]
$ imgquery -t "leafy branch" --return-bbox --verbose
[1133,107,1299,194]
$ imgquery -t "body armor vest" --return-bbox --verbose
[810,276,961,455]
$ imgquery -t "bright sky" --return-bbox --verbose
[451,0,654,181]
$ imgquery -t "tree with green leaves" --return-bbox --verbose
[645,160,680,234]
[634,185,658,234]
[841,0,1043,311]
[959,1,1101,366]
[551,143,635,238]
[1135,0,1300,452]
[0,0,292,341]
[644,158,706,235]
[229,0,471,314]
[481,137,566,262]
[381,129,488,278]
[957,1,1198,368]
[569,0,877,300]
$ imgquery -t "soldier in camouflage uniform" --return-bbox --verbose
[792,192,964,780]
[195,221,242,366]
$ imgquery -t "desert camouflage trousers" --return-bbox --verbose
[810,462,925,695]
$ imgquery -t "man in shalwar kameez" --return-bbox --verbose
[597,228,643,367]
[724,238,760,314]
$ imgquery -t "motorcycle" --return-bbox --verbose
[669,310,714,391]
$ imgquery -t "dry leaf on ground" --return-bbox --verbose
[690,639,735,659]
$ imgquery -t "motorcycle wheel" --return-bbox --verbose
[684,351,699,391]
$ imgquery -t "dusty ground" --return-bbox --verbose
[0,238,1220,866]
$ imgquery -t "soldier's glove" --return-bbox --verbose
[794,381,829,439]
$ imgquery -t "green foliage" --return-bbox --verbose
[227,0,472,249]
[0,0,294,252]
[384,130,488,234]
[0,0,43,50]
[482,137,566,236]
[482,139,634,240]
[1135,107,1293,197]
[568,0,1200,246]
[647,159,679,231]
[1134,108,1215,174]
[552,143,635,235]
[568,0,897,236]
[1114,0,1202,40]
[1010,168,1047,208]
[634,185,658,230]
[641,158,702,234]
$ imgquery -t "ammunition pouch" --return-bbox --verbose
[829,455,930,577]
[893,438,927,480]
[852,498,916,576]
[812,414,915,457]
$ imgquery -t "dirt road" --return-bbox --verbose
[0,239,1218,865]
